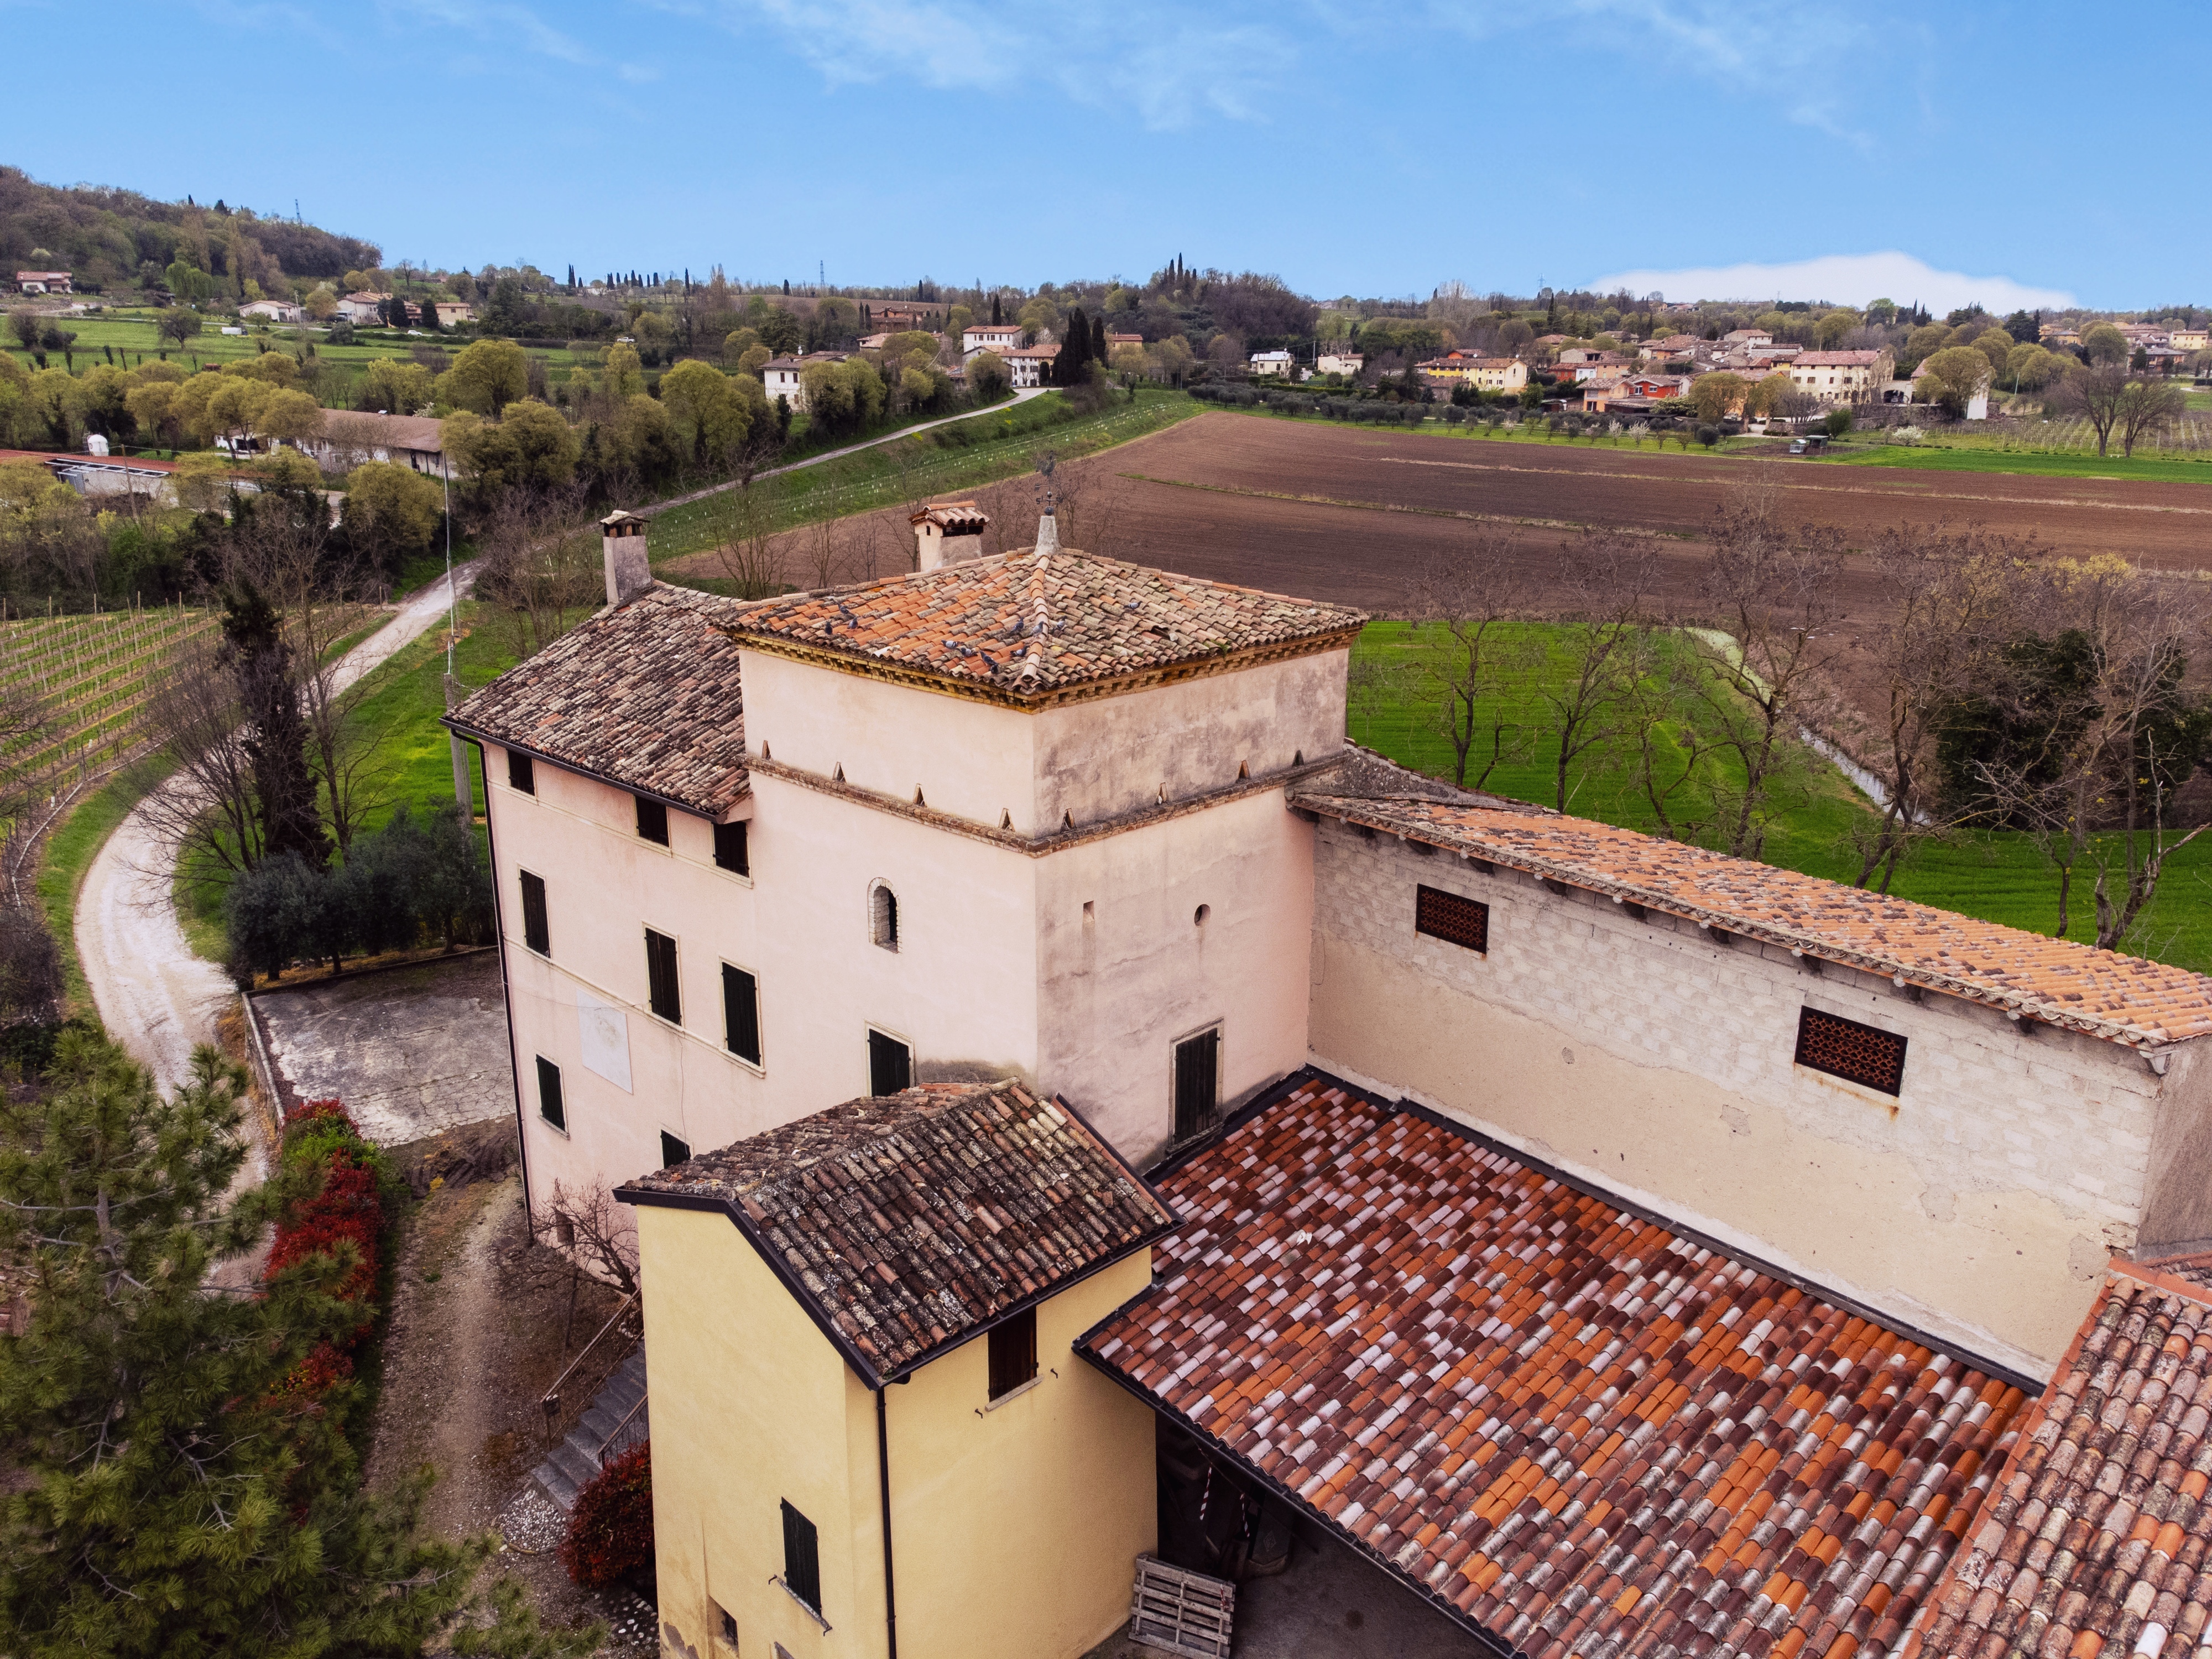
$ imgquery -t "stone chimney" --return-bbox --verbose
[1033,509,1060,556]
[601,509,651,606]
[909,502,989,572]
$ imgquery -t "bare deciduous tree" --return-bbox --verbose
[477,485,602,658]
[1684,478,1853,859]
[1536,530,1660,811]
[1839,523,2025,890]
[534,1178,640,1298]
[1404,533,1535,790]
[132,633,262,878]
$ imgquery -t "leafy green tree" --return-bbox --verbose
[7,309,37,351]
[1972,327,2016,381]
[658,360,761,468]
[1899,322,1949,376]
[1914,347,1991,418]
[1688,372,1746,423]
[155,309,204,346]
[2002,309,2040,345]
[2082,324,2128,366]
[343,460,444,570]
[1814,309,1858,348]
[434,338,529,416]
[164,261,216,302]
[0,1029,592,1659]
[600,342,645,399]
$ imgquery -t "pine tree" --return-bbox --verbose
[0,1032,593,1658]
[220,583,328,870]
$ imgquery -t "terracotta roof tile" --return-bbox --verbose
[724,550,1364,705]
[1293,773,2212,1049]
[1081,1074,2030,1657]
[625,1081,1173,1385]
[446,582,749,815]
[1904,1260,2212,1659]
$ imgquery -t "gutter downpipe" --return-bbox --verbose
[468,736,534,1217]
[875,1386,899,1659]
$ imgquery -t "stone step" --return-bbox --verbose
[532,1455,581,1511]
[546,1436,603,1493]
[594,1368,645,1416]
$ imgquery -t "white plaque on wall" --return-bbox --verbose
[577,990,633,1092]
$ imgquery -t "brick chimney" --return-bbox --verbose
[601,510,651,606]
[909,502,989,572]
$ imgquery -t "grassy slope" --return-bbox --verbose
[1353,621,2212,971]
[647,388,1201,572]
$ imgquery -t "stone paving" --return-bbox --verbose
[252,951,512,1146]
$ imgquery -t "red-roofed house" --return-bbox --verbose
[15,270,71,295]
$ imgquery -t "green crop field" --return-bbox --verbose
[1352,620,2212,971]
[646,387,1201,571]
[1825,444,2212,483]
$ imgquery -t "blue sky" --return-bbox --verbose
[8,0,2194,309]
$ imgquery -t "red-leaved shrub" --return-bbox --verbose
[560,1441,655,1589]
[265,1098,386,1396]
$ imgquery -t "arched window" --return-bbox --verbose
[869,881,899,952]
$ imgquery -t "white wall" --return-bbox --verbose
[1305,821,2204,1374]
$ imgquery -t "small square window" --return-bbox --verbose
[645,929,681,1022]
[714,1604,737,1651]
[723,964,761,1065]
[508,750,535,794]
[714,820,749,876]
[520,871,549,957]
[780,1501,821,1614]
[636,795,670,846]
[988,1307,1037,1400]
[1415,885,1489,953]
[660,1130,690,1168]
[535,1056,565,1131]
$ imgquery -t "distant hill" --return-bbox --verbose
[0,167,380,296]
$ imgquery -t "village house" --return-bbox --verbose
[1103,331,1143,350]
[435,300,476,327]
[760,351,851,413]
[1248,348,1295,377]
[239,298,304,324]
[1721,326,1773,347]
[958,322,1022,359]
[335,290,393,324]
[1417,351,1527,393]
[295,410,445,473]
[2170,324,2209,352]
[1000,342,1059,388]
[14,270,71,294]
[1314,349,1364,378]
[1787,347,1896,404]
[447,513,2212,1659]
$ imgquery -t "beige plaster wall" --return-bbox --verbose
[1037,791,1317,1161]
[488,747,771,1215]
[641,1207,873,1659]
[883,1251,1158,1659]
[1307,823,2176,1376]
[643,1206,1155,1659]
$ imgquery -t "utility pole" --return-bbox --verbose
[440,454,472,823]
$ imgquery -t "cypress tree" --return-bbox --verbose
[220,583,328,870]
[991,292,1001,326]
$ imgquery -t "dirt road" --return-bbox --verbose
[76,564,479,1128]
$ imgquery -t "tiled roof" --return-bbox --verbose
[1291,782,2212,1049]
[1794,351,1888,367]
[1905,1260,2212,1659]
[910,499,988,534]
[1080,1074,2032,1658]
[622,1081,1173,1385]
[722,550,1365,707]
[446,582,750,816]
[316,411,444,453]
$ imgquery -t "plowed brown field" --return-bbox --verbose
[667,412,2212,623]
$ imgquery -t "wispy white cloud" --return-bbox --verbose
[1429,0,1884,145]
[1586,251,2076,314]
[703,0,1292,129]
[378,0,658,84]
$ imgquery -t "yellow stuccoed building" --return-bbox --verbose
[616,1079,1171,1659]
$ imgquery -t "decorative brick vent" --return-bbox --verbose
[1794,1005,1907,1095]
[1415,884,1488,953]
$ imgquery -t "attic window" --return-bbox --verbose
[869,881,899,951]
[1794,1006,1907,1097]
[1415,885,1489,954]
[635,795,669,846]
[988,1307,1037,1401]
[508,751,535,794]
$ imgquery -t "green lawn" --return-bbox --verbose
[647,387,1201,573]
[1824,445,2212,483]
[1353,621,2212,970]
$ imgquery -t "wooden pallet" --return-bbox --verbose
[1129,1553,1235,1659]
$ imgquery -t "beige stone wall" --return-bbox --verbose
[1306,822,2179,1376]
